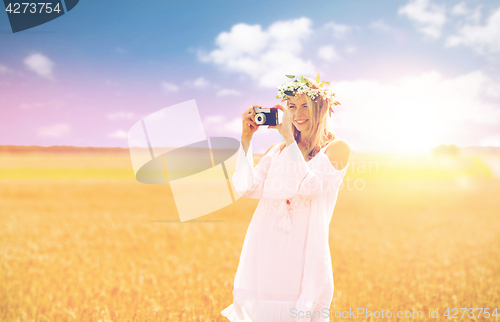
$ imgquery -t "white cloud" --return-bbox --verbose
[323,21,354,39]
[23,53,55,80]
[197,17,316,88]
[216,88,241,97]
[462,5,482,24]
[161,81,179,93]
[183,76,210,89]
[204,115,241,134]
[318,45,341,62]
[446,6,500,55]
[223,117,242,134]
[331,70,500,152]
[398,0,447,39]
[451,2,468,16]
[37,123,71,137]
[107,111,136,120]
[178,77,241,96]
[0,65,9,74]
[109,130,128,139]
[370,20,392,32]
[205,115,226,124]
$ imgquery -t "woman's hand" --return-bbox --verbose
[268,104,294,143]
[241,105,260,140]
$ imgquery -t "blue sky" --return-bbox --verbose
[1,0,500,153]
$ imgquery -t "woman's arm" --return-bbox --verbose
[263,140,350,199]
[232,141,278,199]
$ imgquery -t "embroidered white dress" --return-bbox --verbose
[221,140,349,322]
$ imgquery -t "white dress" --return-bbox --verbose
[221,139,349,322]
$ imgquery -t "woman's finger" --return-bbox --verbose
[274,104,286,112]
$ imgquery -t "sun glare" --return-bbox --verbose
[380,100,447,154]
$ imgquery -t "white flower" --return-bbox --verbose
[276,77,340,109]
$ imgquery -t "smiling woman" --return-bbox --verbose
[288,98,312,131]
[270,76,350,168]
[221,75,351,322]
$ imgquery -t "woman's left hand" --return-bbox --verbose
[268,104,294,141]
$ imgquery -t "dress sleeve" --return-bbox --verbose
[263,141,346,200]
[231,140,276,199]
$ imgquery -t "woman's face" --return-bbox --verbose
[286,94,311,133]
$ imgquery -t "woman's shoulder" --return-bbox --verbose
[325,138,350,148]
[324,139,351,170]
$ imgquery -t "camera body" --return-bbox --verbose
[254,107,279,126]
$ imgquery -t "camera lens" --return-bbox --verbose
[255,113,266,125]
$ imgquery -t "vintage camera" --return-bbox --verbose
[254,107,279,126]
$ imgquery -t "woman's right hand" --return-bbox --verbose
[241,105,260,140]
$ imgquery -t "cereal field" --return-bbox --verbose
[1,150,499,321]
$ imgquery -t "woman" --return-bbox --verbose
[221,76,351,322]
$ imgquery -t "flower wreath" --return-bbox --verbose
[275,74,341,117]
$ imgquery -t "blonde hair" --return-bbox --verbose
[278,76,336,160]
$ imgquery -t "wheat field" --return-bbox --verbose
[1,150,499,321]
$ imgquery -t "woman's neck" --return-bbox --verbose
[297,141,313,155]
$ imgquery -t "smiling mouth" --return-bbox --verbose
[295,119,309,125]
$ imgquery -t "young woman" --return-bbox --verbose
[221,76,351,322]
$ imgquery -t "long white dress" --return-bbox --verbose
[221,139,349,322]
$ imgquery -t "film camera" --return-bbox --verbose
[254,107,279,126]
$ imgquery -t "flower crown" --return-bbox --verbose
[275,74,341,117]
